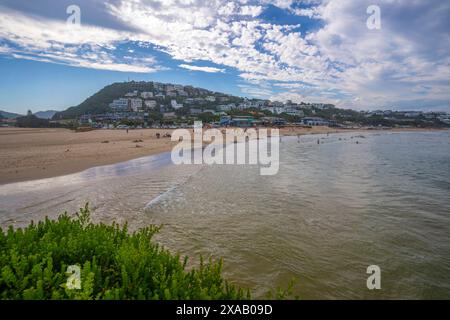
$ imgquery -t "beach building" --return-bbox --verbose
[260,117,286,126]
[220,115,256,127]
[219,116,232,126]
[301,117,330,126]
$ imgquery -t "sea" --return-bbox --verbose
[1,131,449,299]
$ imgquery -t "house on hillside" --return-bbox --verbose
[141,92,153,99]
[109,98,129,111]
[144,100,157,109]
[129,98,143,112]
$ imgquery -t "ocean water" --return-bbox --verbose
[1,131,449,299]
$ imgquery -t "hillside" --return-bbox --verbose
[0,110,23,119]
[53,82,150,119]
[52,81,218,120]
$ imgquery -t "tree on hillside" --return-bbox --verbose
[16,112,50,128]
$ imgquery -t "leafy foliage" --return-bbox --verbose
[15,114,50,128]
[0,204,249,300]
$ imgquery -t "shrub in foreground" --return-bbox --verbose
[0,204,249,300]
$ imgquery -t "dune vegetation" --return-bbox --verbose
[0,204,249,300]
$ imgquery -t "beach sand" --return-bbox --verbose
[0,126,445,184]
[0,128,177,185]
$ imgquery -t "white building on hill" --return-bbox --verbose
[141,92,153,99]
[171,100,183,109]
[144,100,157,109]
[129,98,143,112]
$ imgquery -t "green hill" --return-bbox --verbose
[52,82,156,120]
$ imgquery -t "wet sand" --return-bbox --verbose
[0,126,446,185]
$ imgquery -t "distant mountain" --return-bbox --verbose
[35,110,58,119]
[52,81,219,120]
[0,110,23,119]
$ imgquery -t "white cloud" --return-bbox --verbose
[179,64,225,73]
[0,6,161,73]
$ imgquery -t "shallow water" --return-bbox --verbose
[1,131,449,299]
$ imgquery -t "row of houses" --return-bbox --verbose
[216,103,305,117]
[110,96,181,112]
[217,116,337,127]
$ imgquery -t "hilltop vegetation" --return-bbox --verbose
[0,204,249,300]
[53,82,151,119]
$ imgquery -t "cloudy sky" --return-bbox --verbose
[0,0,449,114]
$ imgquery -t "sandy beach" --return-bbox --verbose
[0,128,177,185]
[0,126,446,185]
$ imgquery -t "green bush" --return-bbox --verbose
[0,204,249,300]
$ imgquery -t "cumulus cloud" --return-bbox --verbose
[0,5,162,73]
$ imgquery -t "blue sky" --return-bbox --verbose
[0,0,449,114]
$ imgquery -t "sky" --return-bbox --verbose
[0,0,449,114]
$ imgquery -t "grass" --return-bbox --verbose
[0,204,250,300]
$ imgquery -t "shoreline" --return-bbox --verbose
[0,126,448,185]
